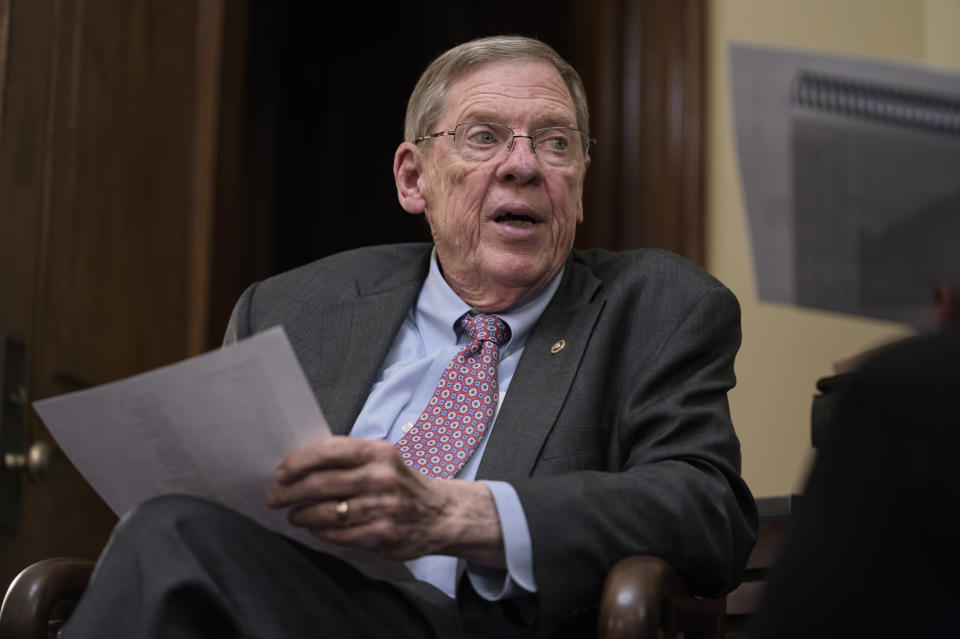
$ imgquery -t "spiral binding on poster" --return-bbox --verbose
[792,72,960,136]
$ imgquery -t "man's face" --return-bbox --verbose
[402,60,588,311]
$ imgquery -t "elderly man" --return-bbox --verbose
[66,35,756,638]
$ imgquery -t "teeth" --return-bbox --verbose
[502,219,533,229]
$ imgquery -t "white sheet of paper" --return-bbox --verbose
[33,326,411,582]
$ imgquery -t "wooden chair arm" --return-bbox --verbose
[0,554,725,639]
[597,555,724,639]
[0,558,95,639]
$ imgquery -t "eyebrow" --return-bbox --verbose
[458,111,577,130]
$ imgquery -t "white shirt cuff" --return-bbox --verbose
[466,480,537,600]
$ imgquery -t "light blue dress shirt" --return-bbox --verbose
[350,250,562,599]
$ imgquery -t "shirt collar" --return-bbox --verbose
[415,247,563,353]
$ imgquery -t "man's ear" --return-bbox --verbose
[394,142,427,214]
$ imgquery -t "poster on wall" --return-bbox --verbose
[730,42,960,329]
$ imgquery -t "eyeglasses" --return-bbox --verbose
[414,122,595,168]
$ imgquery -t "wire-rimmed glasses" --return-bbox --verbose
[414,122,595,168]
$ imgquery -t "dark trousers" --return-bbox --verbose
[64,495,537,638]
[748,332,960,637]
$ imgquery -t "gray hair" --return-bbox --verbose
[403,35,589,142]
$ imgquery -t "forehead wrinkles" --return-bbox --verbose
[444,64,576,126]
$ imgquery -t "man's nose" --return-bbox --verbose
[496,135,542,182]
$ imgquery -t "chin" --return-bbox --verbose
[486,259,551,290]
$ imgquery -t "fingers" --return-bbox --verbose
[266,448,407,508]
[286,492,400,530]
[265,436,463,560]
[266,464,361,508]
[283,494,428,559]
[316,519,411,557]
[287,494,440,560]
[274,436,395,484]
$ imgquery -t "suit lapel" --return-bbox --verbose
[476,256,603,481]
[299,249,431,436]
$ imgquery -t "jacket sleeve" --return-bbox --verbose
[222,283,257,346]
[511,283,758,632]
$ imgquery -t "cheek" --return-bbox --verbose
[423,164,489,249]
[435,163,469,194]
[432,165,489,221]
[445,163,469,187]
[423,163,471,215]
[551,176,585,232]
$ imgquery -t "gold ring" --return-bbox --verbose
[335,500,349,525]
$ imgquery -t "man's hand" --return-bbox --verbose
[266,436,506,567]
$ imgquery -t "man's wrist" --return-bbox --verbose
[466,480,537,599]
[432,479,506,568]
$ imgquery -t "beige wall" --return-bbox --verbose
[706,0,960,497]
[926,0,960,61]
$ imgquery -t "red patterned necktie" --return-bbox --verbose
[394,313,511,478]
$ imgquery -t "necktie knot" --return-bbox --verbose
[460,314,511,347]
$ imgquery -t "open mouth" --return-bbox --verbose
[495,212,537,229]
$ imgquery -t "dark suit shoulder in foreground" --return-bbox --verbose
[748,331,960,638]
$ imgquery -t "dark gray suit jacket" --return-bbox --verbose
[224,243,757,635]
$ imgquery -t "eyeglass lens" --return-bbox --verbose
[453,122,587,166]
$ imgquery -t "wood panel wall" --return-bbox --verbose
[571,0,706,262]
[0,0,235,587]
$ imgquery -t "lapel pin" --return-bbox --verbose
[550,339,566,354]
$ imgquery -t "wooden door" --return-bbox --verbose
[0,0,229,589]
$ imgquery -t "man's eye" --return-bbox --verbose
[543,134,569,150]
[537,130,570,151]
[469,131,498,145]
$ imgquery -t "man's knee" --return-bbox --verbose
[120,493,225,527]
[110,495,246,555]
